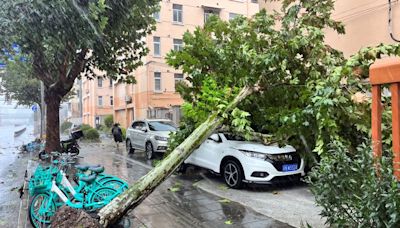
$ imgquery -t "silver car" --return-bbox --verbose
[125,119,177,159]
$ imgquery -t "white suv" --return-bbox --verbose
[126,119,176,159]
[184,133,305,188]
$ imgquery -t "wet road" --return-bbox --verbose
[0,135,292,228]
[0,124,36,228]
[79,138,292,228]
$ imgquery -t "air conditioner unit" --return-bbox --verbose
[125,95,132,103]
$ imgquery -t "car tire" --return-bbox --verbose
[126,139,135,154]
[176,164,188,174]
[222,160,244,189]
[145,142,154,160]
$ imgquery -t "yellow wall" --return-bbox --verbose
[259,0,400,56]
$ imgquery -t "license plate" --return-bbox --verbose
[282,164,298,172]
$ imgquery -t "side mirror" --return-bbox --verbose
[141,127,148,132]
[208,134,220,142]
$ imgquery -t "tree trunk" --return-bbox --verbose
[44,87,62,152]
[97,85,254,226]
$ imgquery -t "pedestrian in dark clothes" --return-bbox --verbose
[111,123,123,148]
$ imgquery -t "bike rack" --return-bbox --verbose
[370,57,400,180]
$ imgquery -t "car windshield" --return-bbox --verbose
[223,133,245,141]
[148,121,177,131]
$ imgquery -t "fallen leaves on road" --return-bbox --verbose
[224,220,233,225]
[272,191,280,195]
[10,187,18,191]
[192,181,200,187]
[168,182,182,192]
[218,198,231,203]
[218,184,228,191]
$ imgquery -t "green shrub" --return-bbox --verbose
[104,115,113,128]
[99,124,110,133]
[60,121,73,133]
[121,127,126,140]
[308,145,400,227]
[81,124,91,132]
[84,128,100,141]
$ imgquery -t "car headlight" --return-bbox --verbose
[155,136,168,141]
[239,149,267,160]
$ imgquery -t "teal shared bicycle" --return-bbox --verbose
[28,152,128,228]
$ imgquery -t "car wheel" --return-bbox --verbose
[126,140,134,154]
[176,164,188,174]
[223,160,244,189]
[145,142,154,160]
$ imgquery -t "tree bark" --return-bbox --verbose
[97,85,254,226]
[44,87,62,152]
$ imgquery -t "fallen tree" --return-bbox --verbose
[98,86,255,226]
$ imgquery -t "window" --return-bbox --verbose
[174,73,184,91]
[153,11,160,21]
[173,39,183,51]
[251,0,258,3]
[109,78,112,87]
[132,121,145,130]
[148,121,177,131]
[204,9,219,23]
[153,36,161,56]
[98,77,103,87]
[98,96,103,106]
[154,72,161,92]
[229,13,239,20]
[110,96,113,106]
[173,4,182,23]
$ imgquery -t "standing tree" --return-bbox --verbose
[0,0,159,152]
[0,60,41,107]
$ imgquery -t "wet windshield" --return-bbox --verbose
[224,133,245,141]
[148,121,177,131]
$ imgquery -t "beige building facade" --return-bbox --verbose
[259,0,400,56]
[114,0,259,128]
[82,72,114,127]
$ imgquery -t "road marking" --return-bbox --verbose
[113,153,153,170]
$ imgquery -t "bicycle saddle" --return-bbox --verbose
[75,165,89,171]
[89,166,104,173]
[79,174,97,183]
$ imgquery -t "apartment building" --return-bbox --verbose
[259,0,400,56]
[82,69,114,127]
[113,0,260,128]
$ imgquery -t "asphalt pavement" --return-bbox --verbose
[0,131,325,228]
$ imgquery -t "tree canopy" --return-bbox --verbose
[0,0,159,151]
[0,60,40,107]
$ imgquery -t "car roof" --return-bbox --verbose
[136,119,172,122]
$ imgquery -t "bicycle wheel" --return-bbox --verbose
[88,187,118,210]
[29,193,57,228]
[101,179,128,191]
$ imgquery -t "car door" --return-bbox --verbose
[129,121,141,149]
[190,133,222,172]
[135,121,147,150]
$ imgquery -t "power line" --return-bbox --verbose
[335,2,389,22]
[389,0,400,42]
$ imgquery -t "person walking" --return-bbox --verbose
[111,123,123,148]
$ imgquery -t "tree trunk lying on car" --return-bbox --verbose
[96,85,254,226]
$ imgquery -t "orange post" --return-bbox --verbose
[391,83,400,179]
[370,57,400,180]
[371,85,382,160]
